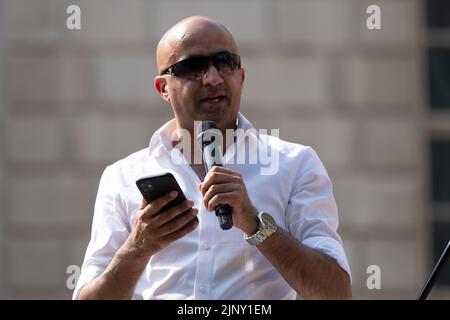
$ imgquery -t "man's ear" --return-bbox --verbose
[154,76,170,102]
[239,68,245,87]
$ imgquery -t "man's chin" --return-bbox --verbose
[195,108,226,122]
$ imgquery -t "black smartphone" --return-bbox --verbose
[136,172,196,217]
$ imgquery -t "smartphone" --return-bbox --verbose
[136,172,196,217]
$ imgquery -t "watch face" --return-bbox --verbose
[260,212,276,230]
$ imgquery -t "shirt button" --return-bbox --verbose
[201,243,210,251]
[198,286,206,293]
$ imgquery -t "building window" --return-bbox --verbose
[427,0,450,287]
[430,140,450,286]
[428,49,450,110]
[426,0,450,28]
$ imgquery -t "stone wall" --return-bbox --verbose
[2,0,443,299]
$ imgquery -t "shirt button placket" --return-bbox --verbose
[194,213,214,299]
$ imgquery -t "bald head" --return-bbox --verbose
[156,16,238,74]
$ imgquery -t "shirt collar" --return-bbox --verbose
[148,112,254,158]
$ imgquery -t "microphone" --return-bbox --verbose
[197,121,233,230]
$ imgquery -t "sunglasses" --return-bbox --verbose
[160,51,241,80]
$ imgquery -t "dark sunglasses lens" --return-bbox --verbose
[173,56,208,80]
[169,52,241,79]
[214,53,240,72]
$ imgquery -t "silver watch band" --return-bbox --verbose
[244,212,277,246]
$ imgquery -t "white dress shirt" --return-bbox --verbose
[73,113,351,300]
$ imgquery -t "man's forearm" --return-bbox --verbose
[257,228,352,299]
[78,238,152,300]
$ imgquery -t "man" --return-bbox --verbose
[74,16,352,300]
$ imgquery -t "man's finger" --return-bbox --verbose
[200,172,234,194]
[142,190,178,217]
[208,165,242,177]
[164,218,199,242]
[151,199,195,226]
[158,209,199,236]
[140,197,149,210]
[202,183,239,209]
[207,191,238,211]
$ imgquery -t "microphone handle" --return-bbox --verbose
[215,204,233,230]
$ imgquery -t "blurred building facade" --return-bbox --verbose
[1,0,449,299]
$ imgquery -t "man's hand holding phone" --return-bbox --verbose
[78,190,198,300]
[127,191,199,257]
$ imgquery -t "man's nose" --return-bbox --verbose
[202,64,224,86]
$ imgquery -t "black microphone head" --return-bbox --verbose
[196,121,220,150]
[200,120,218,132]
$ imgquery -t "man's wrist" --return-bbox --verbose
[118,237,154,267]
[241,206,259,235]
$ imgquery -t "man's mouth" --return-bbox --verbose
[200,95,226,103]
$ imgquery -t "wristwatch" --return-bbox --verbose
[244,212,277,246]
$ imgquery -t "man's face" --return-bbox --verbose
[155,24,245,134]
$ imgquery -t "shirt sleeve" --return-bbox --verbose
[285,147,351,279]
[72,165,130,299]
